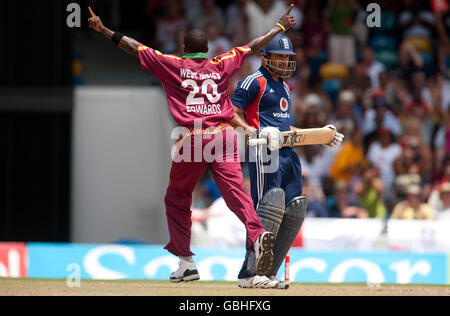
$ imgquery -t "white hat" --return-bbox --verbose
[304,94,323,108]
[339,90,356,103]
[406,184,421,195]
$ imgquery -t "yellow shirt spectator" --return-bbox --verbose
[330,129,367,183]
[390,185,434,220]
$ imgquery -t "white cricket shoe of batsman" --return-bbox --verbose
[324,125,344,148]
[268,275,290,289]
[238,275,278,289]
[170,257,200,283]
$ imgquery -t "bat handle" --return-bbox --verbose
[248,138,267,146]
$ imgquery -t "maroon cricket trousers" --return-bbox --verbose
[164,124,265,257]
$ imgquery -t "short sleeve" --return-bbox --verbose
[138,44,181,80]
[210,46,252,76]
[231,76,261,111]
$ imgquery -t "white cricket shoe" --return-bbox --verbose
[170,257,200,283]
[254,232,275,276]
[268,275,290,290]
[238,275,278,289]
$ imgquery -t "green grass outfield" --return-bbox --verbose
[1,278,449,296]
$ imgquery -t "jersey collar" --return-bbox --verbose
[182,52,208,59]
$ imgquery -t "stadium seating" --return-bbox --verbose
[375,50,398,69]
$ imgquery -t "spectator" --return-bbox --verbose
[184,0,202,23]
[390,184,434,219]
[205,22,231,59]
[394,172,421,202]
[302,167,328,217]
[398,0,435,41]
[352,2,368,49]
[412,71,433,107]
[363,97,402,142]
[192,0,225,30]
[435,182,450,220]
[302,1,328,63]
[295,75,334,120]
[225,0,249,41]
[327,0,357,67]
[298,145,337,188]
[173,28,186,57]
[393,143,424,182]
[328,90,362,137]
[399,87,435,144]
[433,100,450,175]
[330,127,368,184]
[354,164,387,219]
[435,11,450,111]
[154,0,186,53]
[242,0,292,72]
[376,71,397,108]
[244,0,288,40]
[367,127,402,202]
[390,41,424,81]
[295,93,329,129]
[327,180,369,218]
[428,156,450,211]
[361,46,386,88]
[396,117,433,185]
[341,62,372,106]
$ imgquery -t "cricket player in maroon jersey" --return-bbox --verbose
[88,5,296,284]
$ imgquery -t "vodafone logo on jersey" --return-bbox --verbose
[0,243,27,277]
[280,98,289,112]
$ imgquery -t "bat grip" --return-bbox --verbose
[248,138,267,146]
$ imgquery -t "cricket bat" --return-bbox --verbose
[249,127,336,148]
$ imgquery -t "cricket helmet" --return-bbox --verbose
[261,34,296,79]
[261,34,296,56]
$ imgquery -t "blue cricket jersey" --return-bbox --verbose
[231,66,292,132]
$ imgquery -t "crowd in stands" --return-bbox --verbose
[101,0,450,221]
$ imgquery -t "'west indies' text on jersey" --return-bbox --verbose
[231,66,292,132]
[138,44,251,128]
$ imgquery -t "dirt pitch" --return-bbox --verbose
[0,278,449,296]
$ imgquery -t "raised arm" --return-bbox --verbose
[245,4,296,55]
[88,7,139,57]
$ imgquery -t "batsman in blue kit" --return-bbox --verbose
[231,34,344,289]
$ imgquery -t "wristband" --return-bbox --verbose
[112,32,124,45]
[277,23,286,31]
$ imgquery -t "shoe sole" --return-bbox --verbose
[255,232,275,276]
[170,269,200,283]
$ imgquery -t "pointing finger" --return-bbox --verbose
[286,3,294,15]
[88,7,96,17]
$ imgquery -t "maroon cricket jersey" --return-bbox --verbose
[138,44,251,128]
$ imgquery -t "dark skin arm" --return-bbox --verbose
[88,7,139,57]
[231,4,296,131]
[245,4,296,55]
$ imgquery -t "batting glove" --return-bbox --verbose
[324,125,344,148]
[260,127,284,151]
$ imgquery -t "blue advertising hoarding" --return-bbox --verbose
[27,243,448,284]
